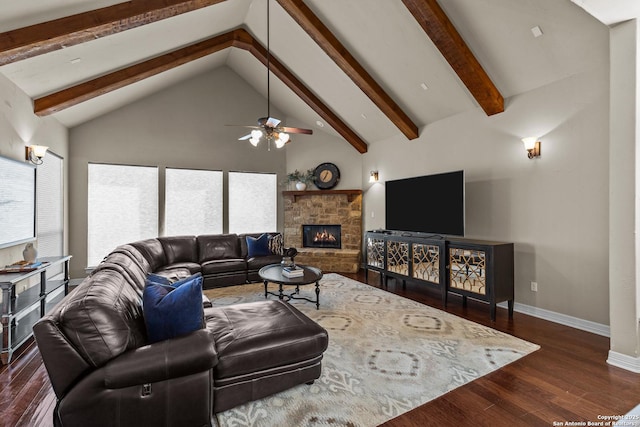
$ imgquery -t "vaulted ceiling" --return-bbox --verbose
[0,0,629,153]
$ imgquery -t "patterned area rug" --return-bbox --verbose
[204,273,539,427]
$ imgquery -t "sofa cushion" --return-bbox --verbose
[130,238,167,272]
[198,234,241,262]
[153,267,196,282]
[246,234,271,257]
[246,254,283,271]
[143,273,204,343]
[59,267,148,367]
[201,259,247,275]
[159,236,198,265]
[158,262,202,275]
[204,300,328,379]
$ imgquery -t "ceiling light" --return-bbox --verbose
[316,120,324,128]
[531,26,543,38]
[361,113,367,119]
[420,83,429,90]
[70,58,82,64]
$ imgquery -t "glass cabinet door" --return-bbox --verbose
[386,240,409,276]
[366,237,385,269]
[412,243,440,284]
[448,248,486,295]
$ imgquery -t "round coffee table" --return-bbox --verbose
[259,264,323,309]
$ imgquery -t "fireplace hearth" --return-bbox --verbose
[303,224,342,249]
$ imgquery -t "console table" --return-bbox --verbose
[0,255,72,364]
[365,231,514,320]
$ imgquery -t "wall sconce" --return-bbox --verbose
[369,171,379,183]
[522,137,541,159]
[26,145,49,165]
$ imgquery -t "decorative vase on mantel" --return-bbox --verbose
[23,243,37,263]
[296,182,307,191]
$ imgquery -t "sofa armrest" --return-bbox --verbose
[104,329,217,389]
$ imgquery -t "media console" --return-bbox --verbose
[0,255,72,364]
[365,231,514,321]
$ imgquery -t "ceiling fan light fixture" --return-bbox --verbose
[279,132,290,143]
[250,137,260,147]
[251,129,263,139]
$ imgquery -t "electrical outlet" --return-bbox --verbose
[531,281,538,292]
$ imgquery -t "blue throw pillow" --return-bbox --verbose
[143,273,204,343]
[246,233,271,257]
[147,273,172,285]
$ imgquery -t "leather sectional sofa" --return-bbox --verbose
[33,234,329,427]
[130,232,286,289]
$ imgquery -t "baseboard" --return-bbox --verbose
[497,301,610,337]
[607,350,640,373]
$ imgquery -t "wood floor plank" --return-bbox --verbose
[2,269,639,427]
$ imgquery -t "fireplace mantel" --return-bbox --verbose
[282,189,362,202]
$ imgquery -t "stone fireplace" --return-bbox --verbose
[283,190,362,273]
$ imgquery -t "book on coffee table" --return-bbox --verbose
[282,265,304,277]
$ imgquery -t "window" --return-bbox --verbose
[87,164,158,267]
[228,172,277,234]
[164,168,223,236]
[37,152,64,276]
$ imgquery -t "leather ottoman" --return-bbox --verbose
[205,300,328,412]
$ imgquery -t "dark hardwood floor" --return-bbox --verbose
[2,269,638,427]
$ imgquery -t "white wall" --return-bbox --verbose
[0,73,69,269]
[356,64,610,325]
[68,66,288,278]
[609,19,640,363]
[283,36,610,326]
[284,123,364,190]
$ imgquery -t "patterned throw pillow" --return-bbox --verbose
[268,233,284,255]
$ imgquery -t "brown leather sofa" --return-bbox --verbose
[129,232,285,289]
[33,239,328,427]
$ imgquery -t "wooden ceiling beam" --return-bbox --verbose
[33,31,236,116]
[0,0,229,66]
[233,29,367,153]
[402,0,504,116]
[277,0,419,140]
[34,28,368,154]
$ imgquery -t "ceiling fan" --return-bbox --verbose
[229,0,313,149]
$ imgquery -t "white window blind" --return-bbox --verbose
[164,168,223,236]
[87,164,158,267]
[37,152,64,276]
[228,172,277,234]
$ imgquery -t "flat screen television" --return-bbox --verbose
[0,155,37,249]
[385,170,464,236]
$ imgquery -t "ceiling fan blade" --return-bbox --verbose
[226,124,262,129]
[238,134,252,140]
[281,127,313,135]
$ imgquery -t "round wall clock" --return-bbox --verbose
[313,162,340,189]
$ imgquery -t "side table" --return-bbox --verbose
[0,255,72,364]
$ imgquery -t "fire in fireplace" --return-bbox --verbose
[303,224,342,249]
